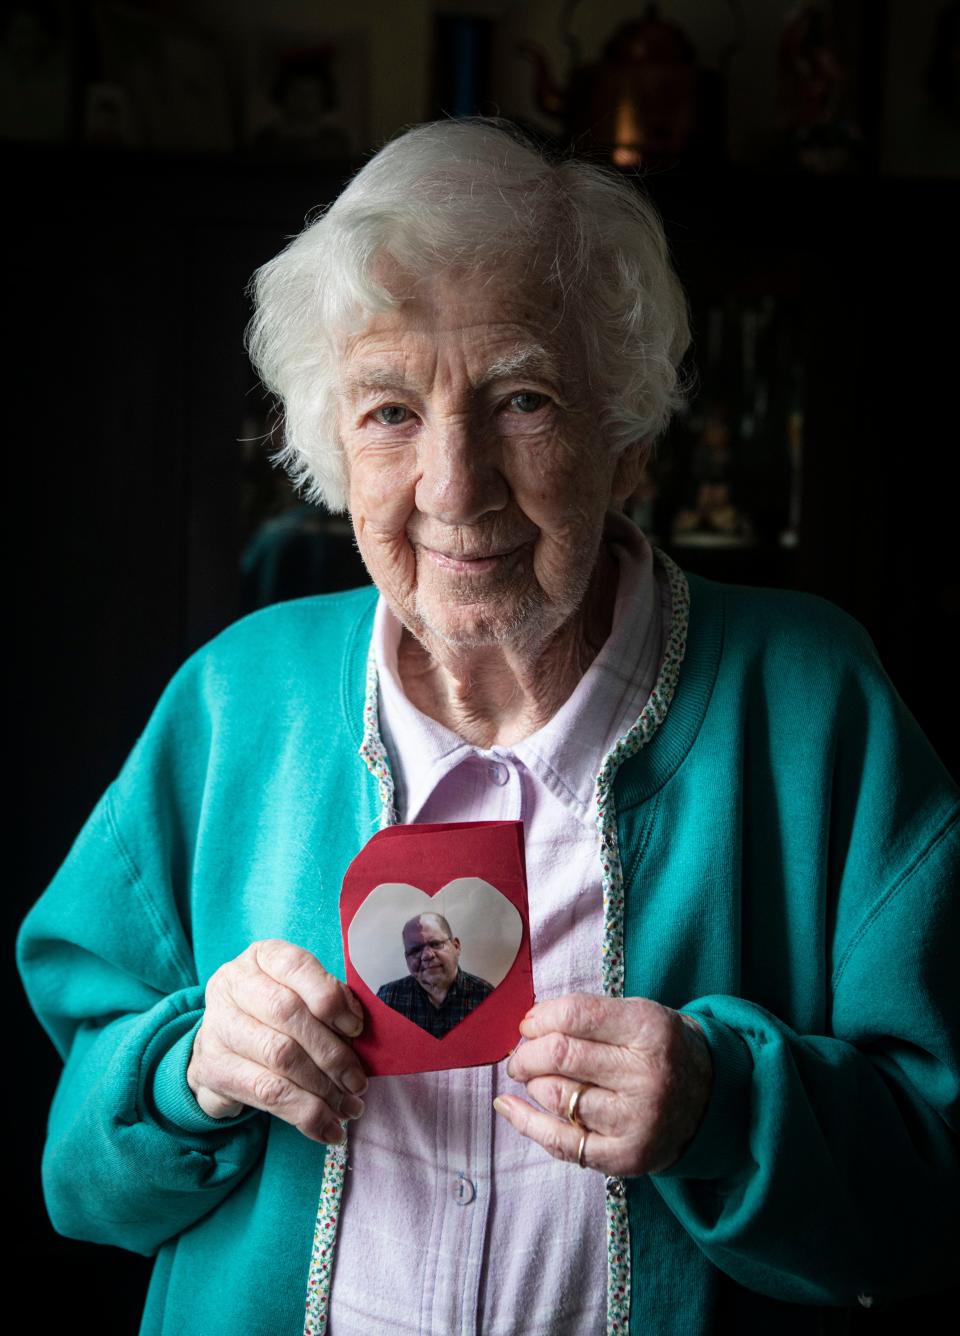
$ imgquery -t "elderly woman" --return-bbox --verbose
[18,121,958,1335]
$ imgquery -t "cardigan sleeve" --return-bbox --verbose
[17,675,269,1258]
[650,615,960,1308]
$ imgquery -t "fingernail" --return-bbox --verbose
[493,1097,509,1117]
[324,1122,345,1145]
[342,1095,365,1120]
[334,1012,363,1037]
[343,1067,368,1095]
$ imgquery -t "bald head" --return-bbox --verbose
[403,912,452,940]
[402,912,461,999]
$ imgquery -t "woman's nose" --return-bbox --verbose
[415,418,508,525]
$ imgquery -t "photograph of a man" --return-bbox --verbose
[376,912,494,1038]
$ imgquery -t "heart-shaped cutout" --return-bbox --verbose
[340,822,534,1075]
[348,877,523,1009]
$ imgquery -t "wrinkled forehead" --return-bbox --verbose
[336,258,582,390]
[373,247,566,328]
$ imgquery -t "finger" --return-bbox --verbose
[222,960,368,1097]
[252,940,364,1037]
[519,993,669,1047]
[493,1095,598,1169]
[524,1075,621,1138]
[211,1006,365,1119]
[506,1030,638,1088]
[191,1081,244,1120]
[196,1051,348,1144]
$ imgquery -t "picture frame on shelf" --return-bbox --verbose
[243,29,368,160]
[94,1,234,153]
[0,0,73,145]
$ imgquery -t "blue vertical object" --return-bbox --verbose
[434,15,492,119]
[451,19,480,117]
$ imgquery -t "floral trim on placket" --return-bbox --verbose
[303,643,398,1336]
[594,551,690,1335]
[359,640,398,829]
[303,1139,347,1336]
[304,558,689,1336]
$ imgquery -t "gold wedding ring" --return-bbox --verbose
[576,1132,588,1169]
[566,1082,591,1131]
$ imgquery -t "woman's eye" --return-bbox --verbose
[508,391,548,414]
[372,404,411,426]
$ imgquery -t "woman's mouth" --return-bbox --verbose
[422,545,521,574]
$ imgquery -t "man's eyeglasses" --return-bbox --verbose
[405,937,453,961]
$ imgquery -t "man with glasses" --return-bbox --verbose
[376,912,494,1037]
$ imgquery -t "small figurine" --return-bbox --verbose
[671,404,755,546]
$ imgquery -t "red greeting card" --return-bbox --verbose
[341,821,533,1075]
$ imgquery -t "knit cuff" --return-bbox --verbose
[653,1011,754,1182]
[143,1008,257,1136]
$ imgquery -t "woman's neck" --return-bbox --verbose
[396,545,619,748]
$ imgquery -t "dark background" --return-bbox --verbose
[7,0,958,1329]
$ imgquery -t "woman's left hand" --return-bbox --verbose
[495,993,713,1176]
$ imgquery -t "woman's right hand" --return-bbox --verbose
[186,939,367,1144]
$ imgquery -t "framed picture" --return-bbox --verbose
[0,1,72,144]
[244,29,368,159]
[95,2,234,152]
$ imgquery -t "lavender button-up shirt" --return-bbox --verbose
[328,522,667,1336]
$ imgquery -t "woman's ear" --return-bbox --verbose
[611,439,651,504]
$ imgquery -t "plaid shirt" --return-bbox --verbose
[375,969,494,1038]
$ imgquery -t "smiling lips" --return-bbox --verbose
[422,544,524,574]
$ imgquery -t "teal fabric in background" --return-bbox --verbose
[17,576,959,1334]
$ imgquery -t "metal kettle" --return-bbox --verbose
[520,3,700,168]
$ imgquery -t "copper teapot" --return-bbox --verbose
[520,3,701,168]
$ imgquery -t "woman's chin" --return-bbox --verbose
[413,586,554,651]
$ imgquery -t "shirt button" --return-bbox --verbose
[488,762,509,786]
[454,1172,476,1205]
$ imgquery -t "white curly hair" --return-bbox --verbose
[245,118,691,513]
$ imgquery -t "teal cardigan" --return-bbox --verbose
[18,575,959,1335]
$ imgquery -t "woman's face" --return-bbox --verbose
[336,266,639,652]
